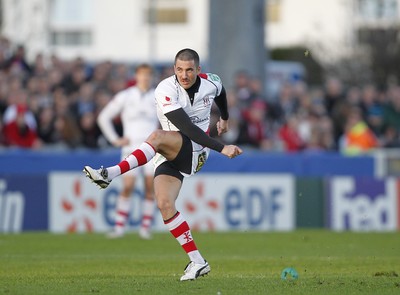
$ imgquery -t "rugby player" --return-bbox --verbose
[97,64,158,239]
[84,49,242,281]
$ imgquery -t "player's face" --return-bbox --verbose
[174,59,201,89]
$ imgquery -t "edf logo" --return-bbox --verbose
[0,180,25,233]
[178,174,295,231]
[225,187,283,228]
[329,177,399,231]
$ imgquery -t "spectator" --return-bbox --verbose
[48,69,63,91]
[72,82,95,117]
[107,77,126,95]
[94,89,112,114]
[340,107,378,155]
[236,100,271,149]
[220,90,241,144]
[36,106,57,145]
[383,85,400,132]
[276,83,298,122]
[318,116,335,150]
[381,125,400,148]
[3,103,40,148]
[4,45,31,78]
[60,65,86,96]
[360,84,383,135]
[234,70,252,108]
[36,76,53,107]
[324,77,345,115]
[345,86,362,107]
[54,113,82,148]
[32,53,47,76]
[248,77,266,102]
[79,111,100,149]
[91,61,111,89]
[278,116,305,152]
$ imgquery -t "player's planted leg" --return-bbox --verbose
[155,174,210,281]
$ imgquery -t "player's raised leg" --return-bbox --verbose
[154,174,210,281]
[83,130,182,189]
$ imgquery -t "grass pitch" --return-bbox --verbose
[0,231,399,294]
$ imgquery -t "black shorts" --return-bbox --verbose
[154,132,192,182]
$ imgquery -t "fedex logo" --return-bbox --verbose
[329,177,399,231]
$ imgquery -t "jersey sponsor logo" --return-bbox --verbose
[190,116,209,124]
[162,96,172,107]
[195,151,207,173]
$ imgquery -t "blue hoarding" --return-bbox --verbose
[0,174,48,232]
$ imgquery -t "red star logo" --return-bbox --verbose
[61,179,97,233]
[185,181,219,231]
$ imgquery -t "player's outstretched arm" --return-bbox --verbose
[165,108,225,152]
[165,108,243,158]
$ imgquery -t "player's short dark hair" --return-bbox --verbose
[135,63,153,73]
[175,48,200,67]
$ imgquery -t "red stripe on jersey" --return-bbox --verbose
[115,221,125,227]
[133,150,147,166]
[183,241,198,253]
[199,73,208,79]
[170,221,190,238]
[142,215,153,220]
[118,161,130,174]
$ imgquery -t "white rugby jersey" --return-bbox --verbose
[98,86,158,145]
[154,73,223,133]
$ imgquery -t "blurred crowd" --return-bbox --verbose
[1,40,400,154]
[217,71,400,154]
[0,40,173,150]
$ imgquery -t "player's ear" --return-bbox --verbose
[197,66,201,74]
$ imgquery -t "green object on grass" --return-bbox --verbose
[281,267,299,280]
